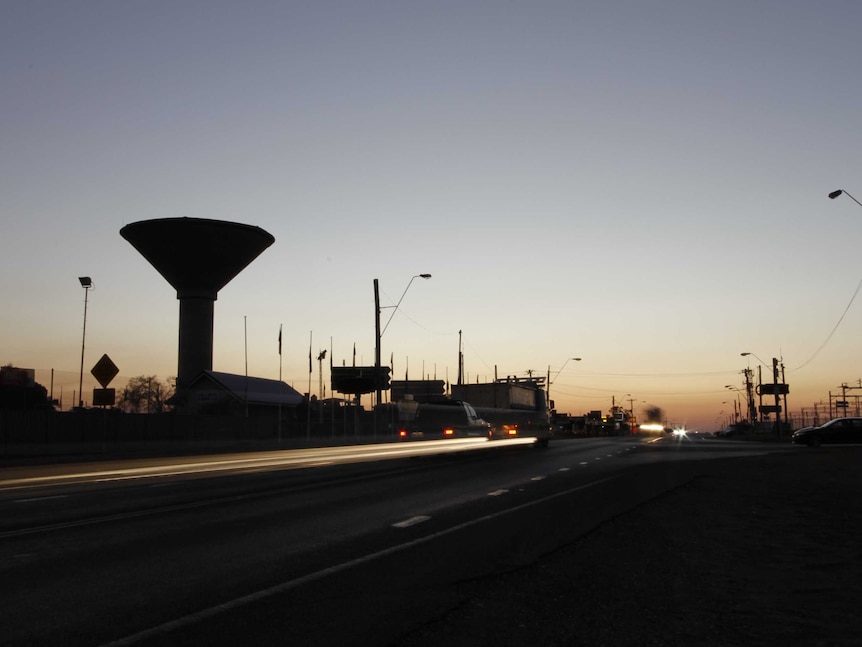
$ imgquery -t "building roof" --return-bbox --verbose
[191,371,304,407]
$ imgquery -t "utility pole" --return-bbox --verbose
[836,381,862,418]
[317,349,327,423]
[772,357,782,439]
[743,367,756,424]
[457,330,463,386]
[374,279,382,408]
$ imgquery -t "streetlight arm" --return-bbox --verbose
[740,351,770,368]
[381,274,431,337]
[550,357,582,384]
[829,189,862,209]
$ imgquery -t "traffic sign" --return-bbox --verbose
[91,354,119,388]
[331,366,390,394]
[92,388,116,406]
[757,383,789,396]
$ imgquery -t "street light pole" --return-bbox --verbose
[77,277,93,409]
[626,393,637,428]
[725,385,743,423]
[374,274,431,408]
[547,357,581,410]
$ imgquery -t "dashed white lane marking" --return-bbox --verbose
[102,475,618,647]
[559,467,570,472]
[530,476,546,481]
[392,515,431,528]
[579,461,589,466]
[488,489,509,496]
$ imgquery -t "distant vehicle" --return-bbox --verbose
[474,405,553,448]
[395,398,552,447]
[714,423,752,438]
[396,400,491,440]
[792,417,862,447]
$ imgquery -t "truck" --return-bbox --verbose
[396,398,491,440]
[474,405,552,447]
[452,376,553,447]
[395,396,552,447]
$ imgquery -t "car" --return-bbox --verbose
[792,417,862,447]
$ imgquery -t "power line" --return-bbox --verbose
[795,273,862,371]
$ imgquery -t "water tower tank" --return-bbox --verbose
[120,217,275,394]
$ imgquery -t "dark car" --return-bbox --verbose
[792,417,862,447]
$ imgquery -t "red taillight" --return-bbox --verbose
[504,425,518,436]
[398,429,408,438]
[444,428,454,436]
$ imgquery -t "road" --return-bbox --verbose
[1,434,791,646]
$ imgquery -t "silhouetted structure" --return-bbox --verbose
[120,218,274,403]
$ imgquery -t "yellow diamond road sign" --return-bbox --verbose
[91,354,119,388]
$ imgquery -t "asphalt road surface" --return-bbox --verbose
[1,434,792,646]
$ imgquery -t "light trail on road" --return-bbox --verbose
[0,437,537,492]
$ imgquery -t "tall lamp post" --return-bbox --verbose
[725,385,744,423]
[374,274,432,408]
[740,352,764,423]
[547,357,581,410]
[626,393,638,429]
[77,276,93,409]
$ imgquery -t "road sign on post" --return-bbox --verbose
[92,388,116,406]
[331,366,391,395]
[91,354,119,388]
[757,384,789,396]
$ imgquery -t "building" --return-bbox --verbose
[183,371,303,416]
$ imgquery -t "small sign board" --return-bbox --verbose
[836,401,849,408]
[331,366,390,394]
[759,404,782,414]
[757,383,790,396]
[92,388,116,407]
[91,354,119,388]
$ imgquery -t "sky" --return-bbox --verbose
[3,0,862,430]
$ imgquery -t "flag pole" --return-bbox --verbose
[330,336,335,438]
[307,331,312,441]
[278,323,283,443]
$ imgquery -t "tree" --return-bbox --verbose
[118,375,175,413]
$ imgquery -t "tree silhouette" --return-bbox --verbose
[118,375,175,413]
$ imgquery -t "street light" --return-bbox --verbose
[626,393,637,424]
[828,189,862,208]
[381,274,432,337]
[547,357,581,410]
[740,351,769,367]
[374,274,432,409]
[77,276,93,409]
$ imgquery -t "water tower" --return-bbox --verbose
[120,218,275,397]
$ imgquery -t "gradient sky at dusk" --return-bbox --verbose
[3,1,862,430]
